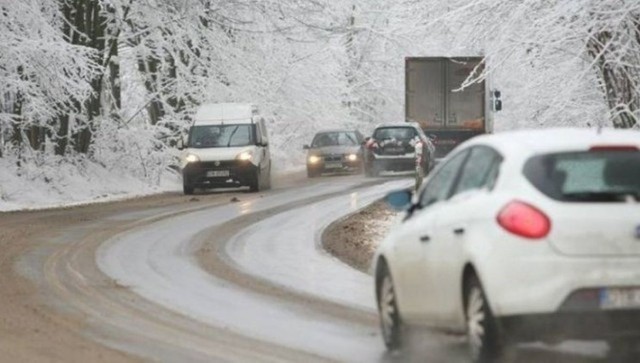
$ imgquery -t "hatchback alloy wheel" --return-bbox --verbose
[465,276,502,362]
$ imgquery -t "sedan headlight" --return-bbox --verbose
[308,155,321,164]
[347,154,358,162]
[185,153,200,163]
[236,151,253,161]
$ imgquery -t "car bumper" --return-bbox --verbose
[307,160,361,173]
[371,156,415,171]
[499,310,640,342]
[182,160,257,187]
[479,250,640,316]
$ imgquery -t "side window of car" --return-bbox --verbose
[452,146,502,196]
[418,149,469,208]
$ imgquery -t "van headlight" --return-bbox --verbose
[236,151,253,161]
[185,154,200,163]
[347,154,357,162]
[308,155,321,164]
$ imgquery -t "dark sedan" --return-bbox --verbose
[303,130,365,177]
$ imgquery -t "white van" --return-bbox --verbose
[179,103,271,194]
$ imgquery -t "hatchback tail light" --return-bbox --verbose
[497,201,551,239]
[365,139,378,150]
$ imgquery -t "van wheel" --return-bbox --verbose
[183,184,194,195]
[249,169,261,192]
[264,165,272,190]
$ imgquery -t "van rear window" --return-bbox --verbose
[523,150,640,202]
[189,124,255,148]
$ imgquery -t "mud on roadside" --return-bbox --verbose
[322,200,398,273]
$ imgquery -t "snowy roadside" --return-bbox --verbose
[0,156,307,212]
[322,200,399,273]
[0,157,183,212]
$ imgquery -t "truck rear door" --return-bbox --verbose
[406,59,445,129]
[446,59,485,130]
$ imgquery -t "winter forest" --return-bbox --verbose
[1,0,640,209]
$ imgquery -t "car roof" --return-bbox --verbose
[464,127,640,157]
[374,122,420,129]
[313,129,360,134]
[194,103,257,125]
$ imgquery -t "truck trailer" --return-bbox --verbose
[405,57,500,158]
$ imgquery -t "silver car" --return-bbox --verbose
[303,130,365,178]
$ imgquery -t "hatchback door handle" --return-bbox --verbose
[453,228,465,235]
[419,235,431,243]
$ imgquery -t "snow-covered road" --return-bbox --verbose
[96,176,415,362]
[11,173,607,362]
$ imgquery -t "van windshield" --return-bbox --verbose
[188,124,254,148]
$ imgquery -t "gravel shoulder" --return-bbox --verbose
[322,200,398,273]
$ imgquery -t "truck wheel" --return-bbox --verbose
[249,169,261,192]
[465,275,504,363]
[183,184,194,195]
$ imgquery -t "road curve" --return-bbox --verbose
[8,172,608,362]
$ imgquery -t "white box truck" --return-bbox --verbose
[405,57,500,158]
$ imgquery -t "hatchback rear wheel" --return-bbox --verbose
[465,275,503,362]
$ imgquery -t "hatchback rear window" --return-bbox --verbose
[373,127,416,141]
[523,150,640,202]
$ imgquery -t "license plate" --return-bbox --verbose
[600,288,640,309]
[385,147,404,154]
[325,162,342,169]
[206,170,229,177]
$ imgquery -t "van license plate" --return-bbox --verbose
[600,288,640,309]
[325,162,342,169]
[207,170,229,177]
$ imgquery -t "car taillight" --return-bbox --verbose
[497,201,551,239]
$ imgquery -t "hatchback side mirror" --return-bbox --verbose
[177,138,185,150]
[303,144,310,150]
[385,189,413,211]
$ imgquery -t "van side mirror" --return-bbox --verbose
[177,138,185,150]
[303,144,310,150]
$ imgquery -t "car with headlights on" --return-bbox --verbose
[304,129,365,177]
[364,122,435,177]
[178,103,271,194]
[374,128,640,362]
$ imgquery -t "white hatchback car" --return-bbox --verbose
[374,128,640,362]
